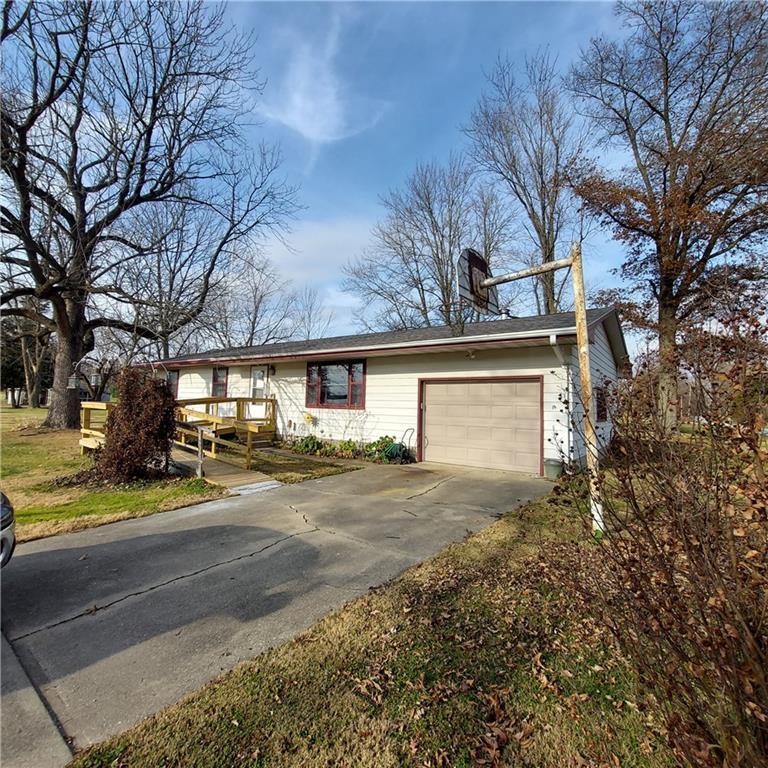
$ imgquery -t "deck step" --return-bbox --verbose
[79,436,104,451]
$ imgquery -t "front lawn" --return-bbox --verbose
[72,494,671,768]
[1,407,225,542]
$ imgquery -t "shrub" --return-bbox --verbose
[293,434,325,455]
[333,439,360,458]
[564,304,767,767]
[364,435,395,462]
[95,368,177,483]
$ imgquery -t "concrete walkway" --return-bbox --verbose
[1,635,72,768]
[1,463,550,765]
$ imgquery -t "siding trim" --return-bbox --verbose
[161,334,580,368]
[416,375,545,476]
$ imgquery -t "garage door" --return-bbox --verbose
[421,379,541,474]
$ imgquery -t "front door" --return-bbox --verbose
[247,366,269,419]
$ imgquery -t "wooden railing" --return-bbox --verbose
[79,401,114,453]
[174,396,278,469]
[79,396,278,469]
[175,396,277,432]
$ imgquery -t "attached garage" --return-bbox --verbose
[165,308,628,476]
[418,377,543,475]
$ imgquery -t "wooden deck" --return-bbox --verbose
[79,396,279,471]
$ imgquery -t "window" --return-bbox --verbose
[250,366,266,400]
[306,360,365,409]
[595,386,608,422]
[212,366,228,398]
[167,370,179,399]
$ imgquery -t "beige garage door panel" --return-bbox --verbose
[423,379,541,474]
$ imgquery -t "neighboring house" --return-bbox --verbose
[160,307,629,477]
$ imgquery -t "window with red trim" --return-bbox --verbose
[212,366,228,398]
[306,361,365,409]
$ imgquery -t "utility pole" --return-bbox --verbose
[469,241,604,531]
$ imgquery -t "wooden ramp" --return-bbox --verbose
[79,396,279,470]
[171,449,275,490]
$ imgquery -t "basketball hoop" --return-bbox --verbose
[456,248,500,316]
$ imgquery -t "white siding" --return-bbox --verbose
[270,346,571,466]
[569,322,619,459]
[173,321,622,472]
[227,366,251,397]
[177,368,212,399]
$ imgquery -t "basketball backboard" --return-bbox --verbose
[456,248,500,315]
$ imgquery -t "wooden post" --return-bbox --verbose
[477,241,604,532]
[570,242,604,532]
[80,406,90,455]
[196,426,204,478]
[246,430,253,470]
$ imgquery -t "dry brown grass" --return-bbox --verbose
[249,449,359,484]
[71,495,672,768]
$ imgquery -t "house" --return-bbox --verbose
[160,307,629,477]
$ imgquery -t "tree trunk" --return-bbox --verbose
[20,336,43,408]
[43,302,85,430]
[542,270,558,314]
[29,378,41,409]
[657,302,679,431]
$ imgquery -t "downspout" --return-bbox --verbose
[549,334,573,467]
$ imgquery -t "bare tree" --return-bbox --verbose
[0,1,296,428]
[466,52,586,314]
[569,0,768,427]
[202,259,296,350]
[0,293,52,407]
[18,303,51,407]
[343,155,519,333]
[292,286,335,341]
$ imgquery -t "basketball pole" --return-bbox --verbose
[478,241,604,533]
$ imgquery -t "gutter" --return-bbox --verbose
[162,325,587,368]
[548,333,568,365]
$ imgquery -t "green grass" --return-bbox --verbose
[1,406,225,541]
[18,477,218,525]
[71,496,672,768]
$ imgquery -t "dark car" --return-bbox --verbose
[1,492,16,567]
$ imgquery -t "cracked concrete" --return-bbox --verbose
[405,473,456,499]
[1,462,550,764]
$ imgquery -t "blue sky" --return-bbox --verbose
[226,1,627,334]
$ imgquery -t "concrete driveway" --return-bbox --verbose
[1,463,549,765]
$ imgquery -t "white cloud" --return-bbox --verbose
[258,11,389,146]
[261,216,376,334]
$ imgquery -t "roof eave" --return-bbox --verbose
[159,330,582,368]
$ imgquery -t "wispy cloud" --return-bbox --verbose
[261,216,375,335]
[258,10,389,148]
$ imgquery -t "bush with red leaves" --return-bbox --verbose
[564,300,767,768]
[95,368,177,483]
